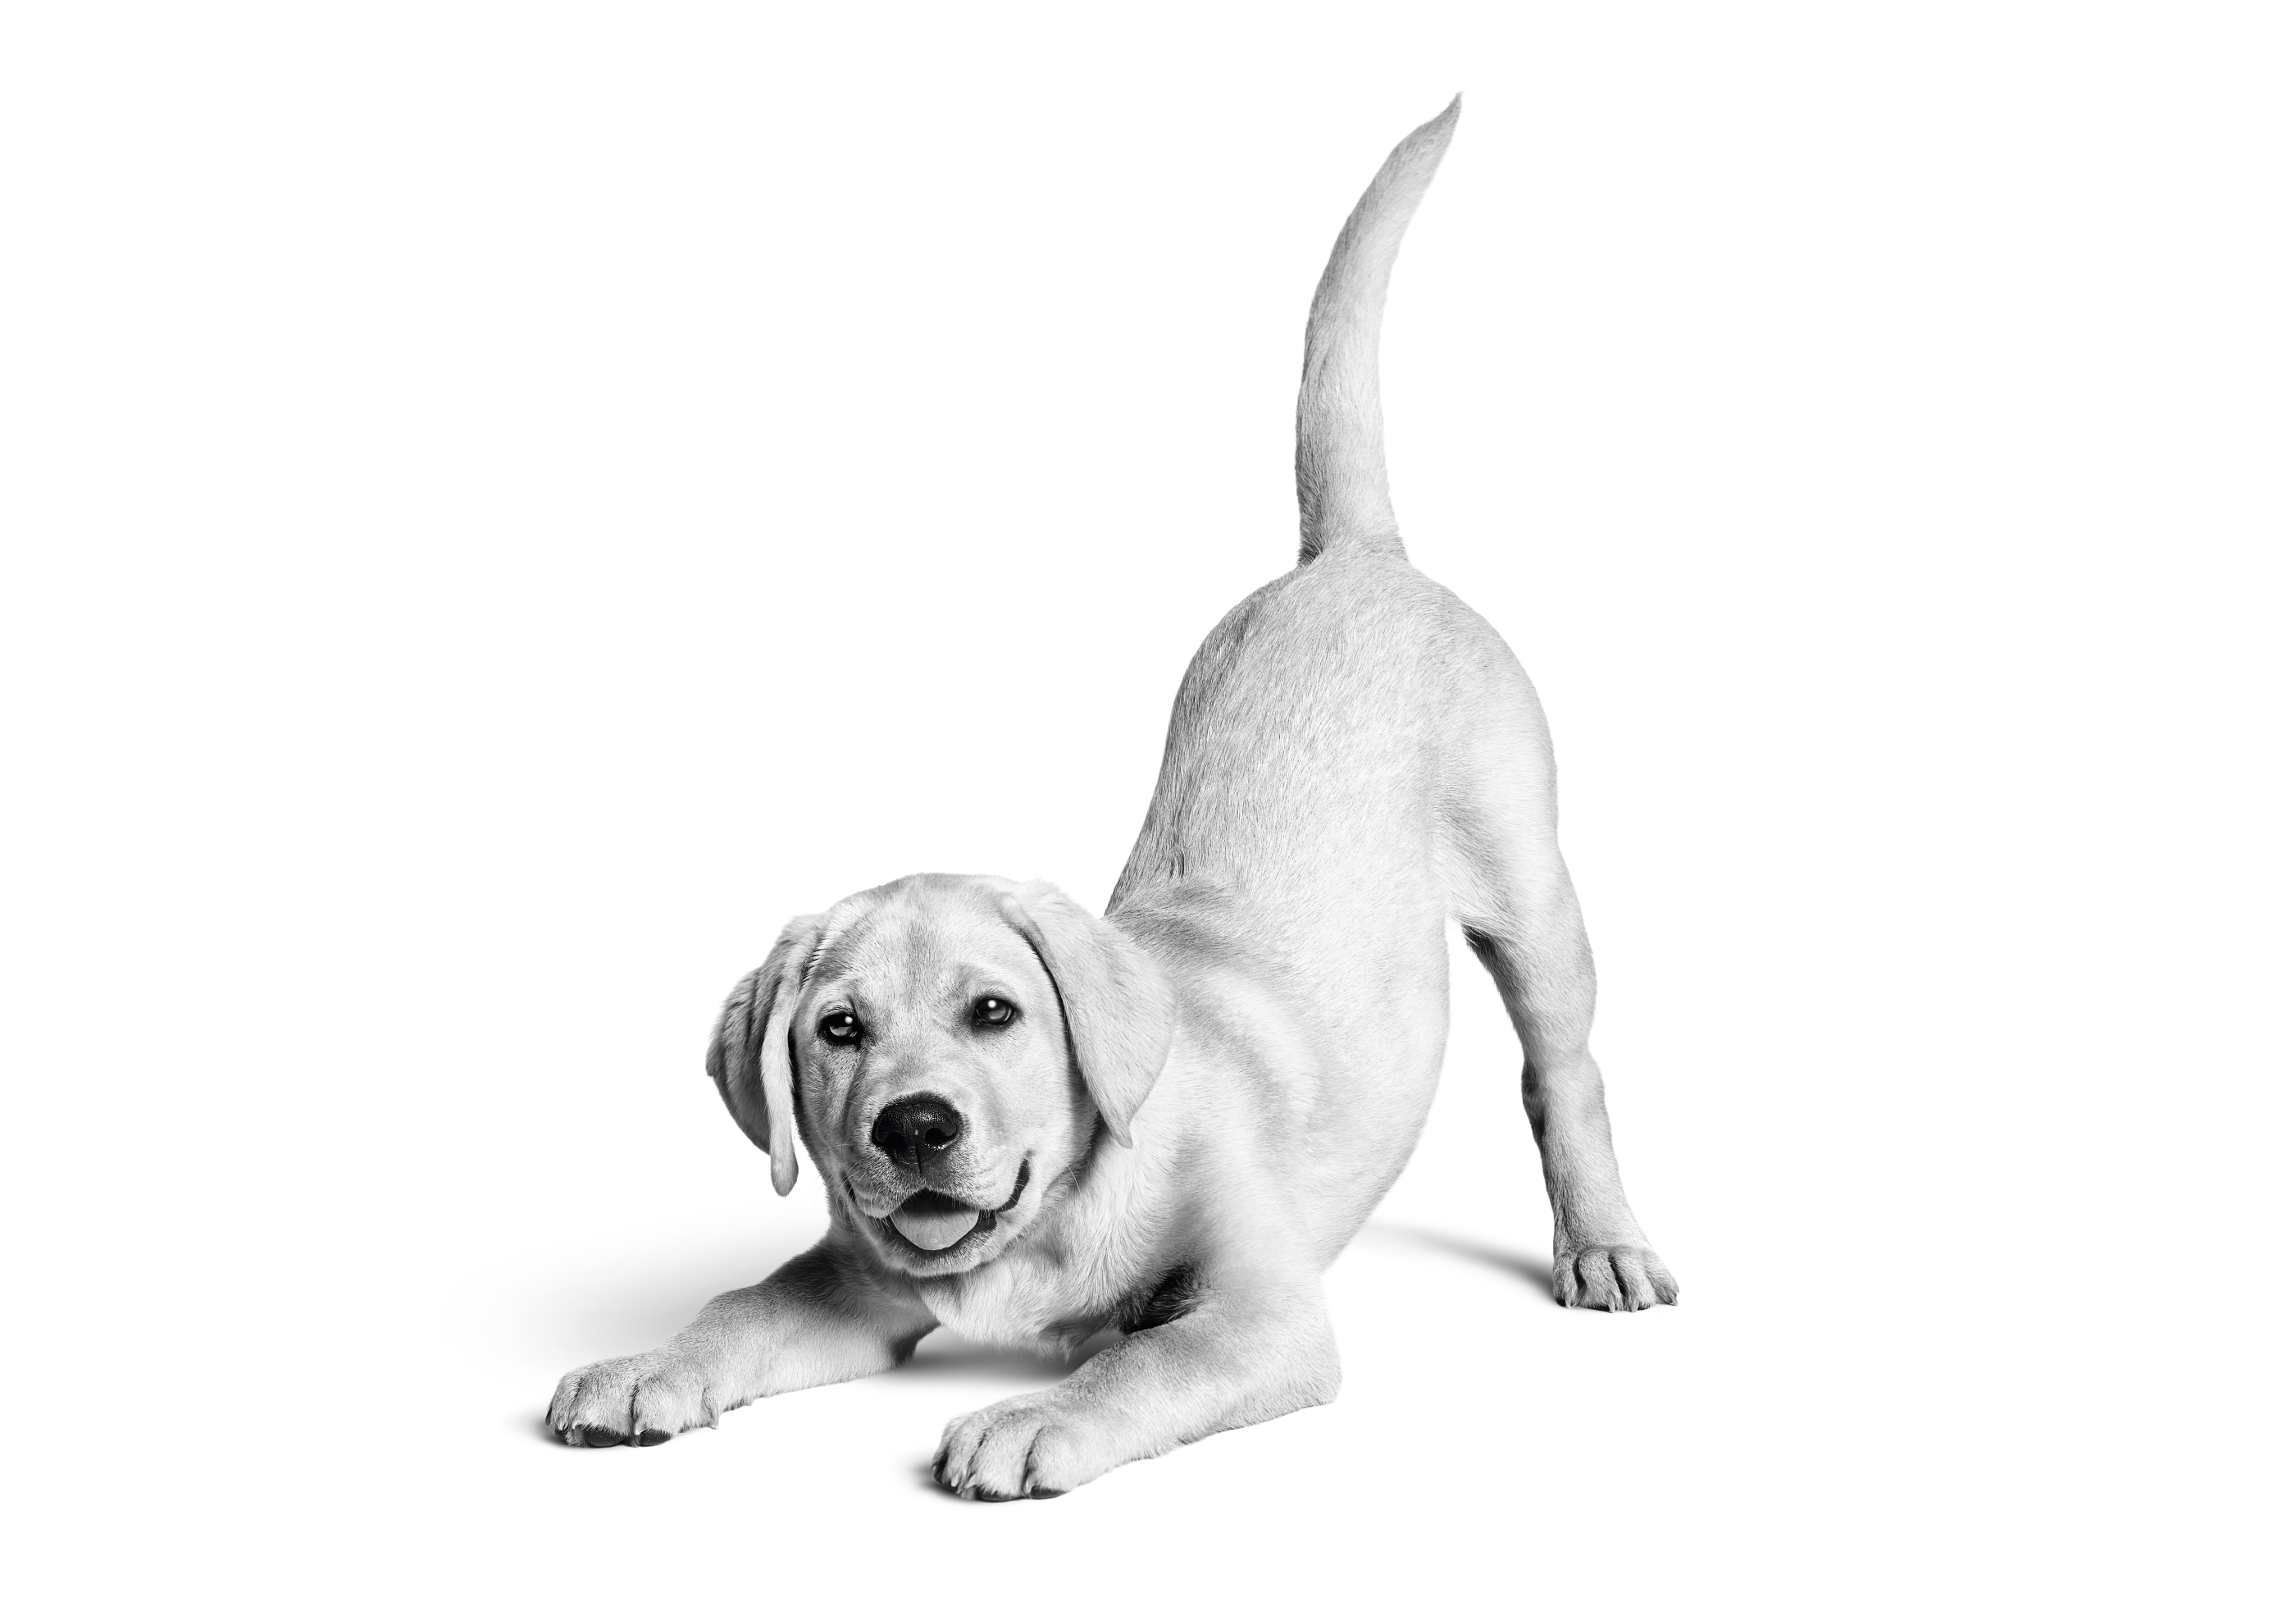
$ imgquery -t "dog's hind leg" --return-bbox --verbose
[1442,669,1678,1312]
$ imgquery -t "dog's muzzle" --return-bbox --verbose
[880,1161,1032,1253]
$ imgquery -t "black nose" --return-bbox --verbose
[870,1094,965,1169]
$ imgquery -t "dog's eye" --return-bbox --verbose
[818,1011,862,1046]
[971,996,1017,1029]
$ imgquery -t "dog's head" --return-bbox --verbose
[705,874,1174,1277]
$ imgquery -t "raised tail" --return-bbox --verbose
[1295,95,1460,565]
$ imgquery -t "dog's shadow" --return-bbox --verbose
[891,1326,1123,1387]
[1364,1222,1556,1298]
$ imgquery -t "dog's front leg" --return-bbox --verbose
[932,1274,1338,1499]
[549,1239,933,1448]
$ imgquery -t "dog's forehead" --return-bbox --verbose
[809,878,1042,995]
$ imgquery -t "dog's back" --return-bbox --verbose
[1106,100,1586,1257]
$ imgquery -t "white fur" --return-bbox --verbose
[549,97,1675,1499]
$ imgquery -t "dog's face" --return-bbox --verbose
[793,878,1091,1275]
[707,874,1175,1279]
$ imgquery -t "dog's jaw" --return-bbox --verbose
[840,1160,1034,1275]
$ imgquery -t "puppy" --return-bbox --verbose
[549,97,1674,1499]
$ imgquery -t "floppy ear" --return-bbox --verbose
[704,915,824,1196]
[1000,881,1176,1148]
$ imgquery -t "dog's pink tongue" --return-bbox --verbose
[891,1205,979,1252]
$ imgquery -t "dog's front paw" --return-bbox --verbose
[548,1352,718,1448]
[932,1395,1110,1501]
[1555,1244,1678,1312]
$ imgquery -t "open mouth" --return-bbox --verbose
[879,1161,1031,1255]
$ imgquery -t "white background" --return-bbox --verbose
[4,3,2289,1619]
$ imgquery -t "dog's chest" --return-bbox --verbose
[915,1252,1101,1353]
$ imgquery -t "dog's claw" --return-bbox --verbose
[933,1394,1105,1501]
[548,1352,718,1448]
[1554,1244,1677,1312]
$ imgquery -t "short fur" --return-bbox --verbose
[549,98,1675,1499]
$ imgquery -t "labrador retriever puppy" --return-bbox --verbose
[549,97,1674,1499]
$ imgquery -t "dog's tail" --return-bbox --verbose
[1295,95,1460,565]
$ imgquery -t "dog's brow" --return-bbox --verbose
[943,961,1020,997]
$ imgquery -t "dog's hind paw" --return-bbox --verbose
[547,1353,718,1448]
[932,1395,1105,1501]
[1554,1244,1678,1312]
